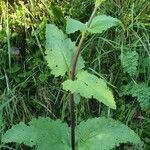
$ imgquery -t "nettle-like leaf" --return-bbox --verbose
[66,18,87,34]
[2,122,36,147]
[2,117,140,150]
[77,117,141,150]
[2,117,70,150]
[45,24,85,77]
[121,83,150,110]
[120,82,133,96]
[121,50,139,76]
[88,15,122,33]
[63,70,116,109]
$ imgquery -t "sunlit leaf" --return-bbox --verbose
[88,15,122,33]
[63,70,116,109]
[66,18,87,34]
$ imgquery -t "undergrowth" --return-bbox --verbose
[0,0,149,149]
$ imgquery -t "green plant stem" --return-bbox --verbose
[70,5,99,150]
[6,0,11,69]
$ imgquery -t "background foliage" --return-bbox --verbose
[0,0,149,149]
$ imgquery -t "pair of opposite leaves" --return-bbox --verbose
[45,15,122,109]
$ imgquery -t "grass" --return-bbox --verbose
[0,0,150,149]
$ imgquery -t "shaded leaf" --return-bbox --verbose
[121,82,150,110]
[121,50,139,76]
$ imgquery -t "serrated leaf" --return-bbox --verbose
[2,122,36,147]
[2,117,70,150]
[121,82,150,110]
[131,83,150,110]
[121,51,139,76]
[63,71,116,109]
[45,24,85,77]
[66,18,87,34]
[88,15,122,34]
[77,117,141,150]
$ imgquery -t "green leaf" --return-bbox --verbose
[121,50,139,76]
[130,83,150,110]
[77,117,141,150]
[66,18,87,34]
[63,70,116,109]
[121,82,150,110]
[2,117,70,150]
[88,15,122,34]
[45,24,85,77]
[2,122,36,147]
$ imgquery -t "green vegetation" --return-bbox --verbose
[0,0,149,149]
